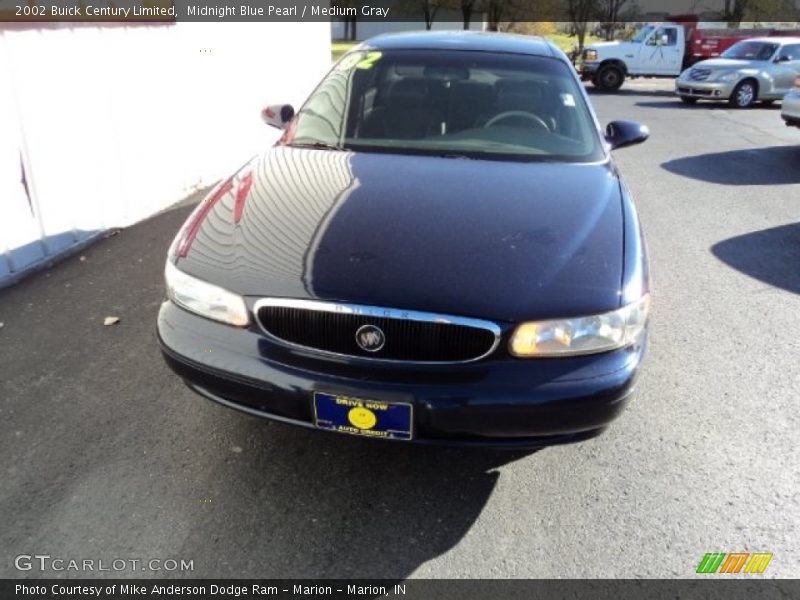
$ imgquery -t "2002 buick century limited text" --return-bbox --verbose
[157,32,651,447]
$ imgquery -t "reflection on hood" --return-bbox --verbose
[177,147,627,322]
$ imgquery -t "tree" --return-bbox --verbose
[395,0,448,30]
[568,0,599,53]
[332,0,358,40]
[597,0,627,41]
[483,0,554,33]
[742,0,798,23]
[723,0,750,25]
[460,0,477,29]
[484,0,504,31]
[421,0,440,29]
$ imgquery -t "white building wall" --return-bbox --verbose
[0,22,330,287]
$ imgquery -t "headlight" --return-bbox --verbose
[584,49,598,61]
[509,295,650,357]
[717,72,740,82]
[165,260,249,327]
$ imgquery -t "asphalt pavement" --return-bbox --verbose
[1,79,798,579]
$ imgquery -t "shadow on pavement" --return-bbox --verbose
[661,145,800,185]
[178,417,535,578]
[586,87,674,99]
[635,100,782,110]
[0,196,538,581]
[635,100,704,109]
[712,222,800,294]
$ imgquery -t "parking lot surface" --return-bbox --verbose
[1,79,798,578]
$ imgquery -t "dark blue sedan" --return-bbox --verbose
[157,32,651,447]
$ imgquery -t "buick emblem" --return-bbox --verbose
[355,324,385,352]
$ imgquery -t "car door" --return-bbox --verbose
[772,43,800,96]
[641,25,682,75]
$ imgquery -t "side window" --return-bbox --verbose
[779,44,800,61]
[648,27,677,47]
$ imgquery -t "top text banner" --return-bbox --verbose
[1,0,800,23]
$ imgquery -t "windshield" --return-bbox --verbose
[288,49,604,163]
[722,41,779,60]
[631,26,655,43]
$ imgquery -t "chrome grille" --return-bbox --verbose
[254,298,501,363]
[688,68,711,82]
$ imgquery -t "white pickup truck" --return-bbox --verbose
[582,23,686,90]
[581,20,800,91]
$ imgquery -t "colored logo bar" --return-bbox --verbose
[697,552,773,574]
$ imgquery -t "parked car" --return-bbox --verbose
[676,37,800,107]
[782,77,800,127]
[157,32,651,448]
[582,16,800,91]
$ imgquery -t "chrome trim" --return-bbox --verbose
[252,297,503,364]
[355,324,385,353]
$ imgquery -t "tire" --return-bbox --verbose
[680,96,698,105]
[729,80,757,108]
[596,65,624,91]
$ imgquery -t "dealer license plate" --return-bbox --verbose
[313,392,413,441]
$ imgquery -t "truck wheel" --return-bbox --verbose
[680,97,698,105]
[730,80,757,109]
[596,65,624,91]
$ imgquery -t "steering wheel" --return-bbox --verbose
[485,110,550,131]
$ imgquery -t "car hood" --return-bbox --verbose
[177,147,626,323]
[691,58,759,71]
[587,41,622,50]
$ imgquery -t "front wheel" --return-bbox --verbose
[730,80,757,108]
[596,65,624,91]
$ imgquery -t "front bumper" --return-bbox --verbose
[675,79,735,100]
[581,61,600,79]
[782,91,800,127]
[157,301,646,448]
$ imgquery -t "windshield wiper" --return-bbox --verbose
[288,141,343,151]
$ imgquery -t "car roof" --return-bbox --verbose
[741,36,800,44]
[361,31,560,59]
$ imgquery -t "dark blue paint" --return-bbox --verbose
[159,32,651,446]
[178,148,634,322]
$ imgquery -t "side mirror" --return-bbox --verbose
[261,104,295,129]
[775,55,792,63]
[606,120,649,150]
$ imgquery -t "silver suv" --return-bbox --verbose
[676,37,800,108]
